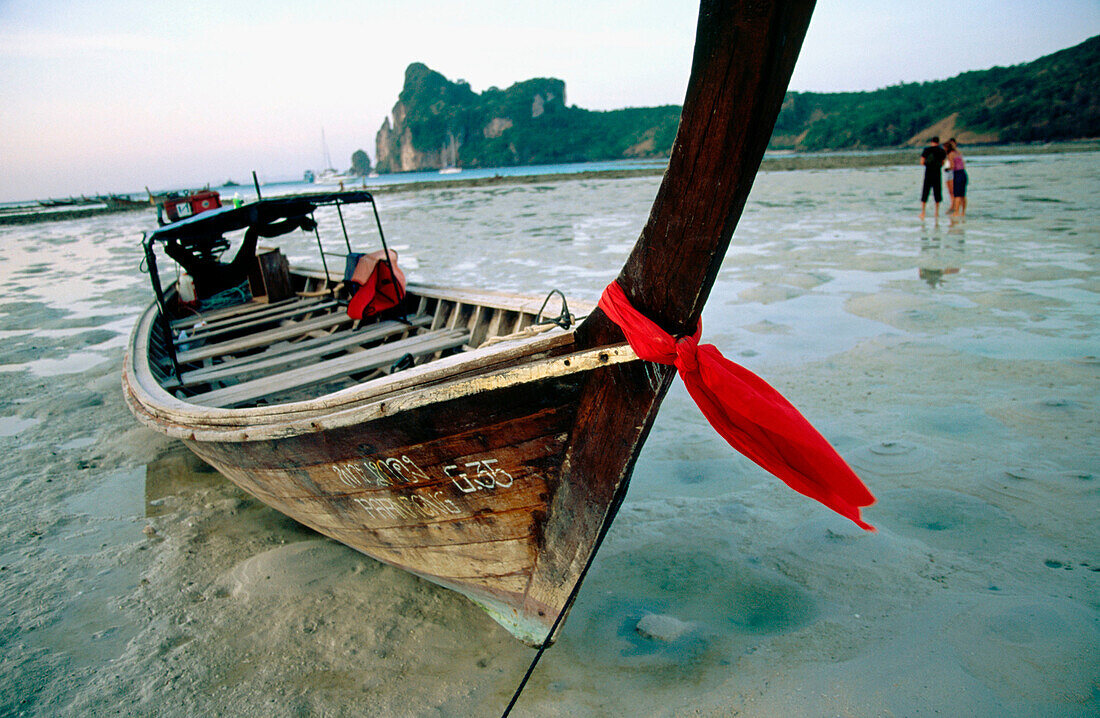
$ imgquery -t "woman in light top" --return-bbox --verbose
[943,154,954,206]
[945,138,967,218]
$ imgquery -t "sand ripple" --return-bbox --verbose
[211,540,360,602]
[847,439,937,476]
[946,597,1098,702]
[873,488,1022,554]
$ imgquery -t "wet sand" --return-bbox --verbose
[0,150,1097,716]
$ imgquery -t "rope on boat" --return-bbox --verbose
[482,288,574,348]
[479,320,561,348]
[198,281,252,311]
[535,288,573,330]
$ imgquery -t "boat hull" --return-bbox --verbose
[186,373,583,642]
[124,296,662,644]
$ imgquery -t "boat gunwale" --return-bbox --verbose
[124,285,638,443]
[294,268,598,317]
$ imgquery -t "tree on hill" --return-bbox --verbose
[350,149,371,176]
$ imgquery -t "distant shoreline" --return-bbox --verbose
[5,140,1096,226]
[755,139,1100,172]
[356,139,1100,195]
[0,201,149,227]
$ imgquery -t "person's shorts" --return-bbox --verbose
[953,170,968,198]
[921,174,943,203]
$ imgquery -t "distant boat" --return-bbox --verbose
[313,168,355,185]
[99,194,149,211]
[36,197,83,208]
[313,129,354,184]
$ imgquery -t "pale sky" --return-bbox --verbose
[1,0,1097,202]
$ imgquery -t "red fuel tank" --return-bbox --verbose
[164,190,221,222]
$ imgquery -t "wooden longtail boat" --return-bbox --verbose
[124,0,818,646]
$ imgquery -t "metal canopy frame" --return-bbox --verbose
[140,190,398,386]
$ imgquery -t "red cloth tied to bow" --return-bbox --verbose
[599,281,875,530]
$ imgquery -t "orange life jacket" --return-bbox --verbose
[346,249,406,319]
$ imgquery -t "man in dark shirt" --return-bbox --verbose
[919,136,947,220]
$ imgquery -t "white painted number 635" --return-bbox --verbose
[445,459,514,493]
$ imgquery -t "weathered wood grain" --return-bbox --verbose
[171,365,589,642]
[193,328,470,408]
[179,299,338,343]
[173,315,431,388]
[170,295,304,330]
[176,310,353,363]
[616,0,817,337]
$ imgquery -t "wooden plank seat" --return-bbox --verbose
[176,310,354,364]
[180,296,332,335]
[182,314,432,377]
[191,328,470,409]
[167,314,432,389]
[178,299,339,344]
[170,295,305,330]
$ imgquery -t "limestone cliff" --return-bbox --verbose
[374,63,679,173]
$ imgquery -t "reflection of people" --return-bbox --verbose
[945,138,968,218]
[918,229,964,287]
[166,215,316,301]
[918,266,960,287]
[919,136,947,220]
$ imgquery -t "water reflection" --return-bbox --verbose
[918,227,966,288]
[145,446,224,517]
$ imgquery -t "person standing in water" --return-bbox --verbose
[943,153,954,207]
[946,138,968,218]
[919,136,947,220]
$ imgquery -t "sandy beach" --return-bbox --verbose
[0,149,1097,716]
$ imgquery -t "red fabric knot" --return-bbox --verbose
[674,334,699,374]
[598,280,875,530]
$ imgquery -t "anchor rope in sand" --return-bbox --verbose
[500,448,636,717]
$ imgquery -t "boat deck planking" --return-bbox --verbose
[170,294,307,330]
[179,298,339,343]
[175,310,355,364]
[192,326,471,408]
[148,279,585,418]
[170,315,433,389]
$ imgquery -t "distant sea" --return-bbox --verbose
[203,158,670,203]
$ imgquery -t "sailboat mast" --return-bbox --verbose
[322,128,335,171]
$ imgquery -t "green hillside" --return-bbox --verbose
[373,36,1099,172]
[771,35,1100,149]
